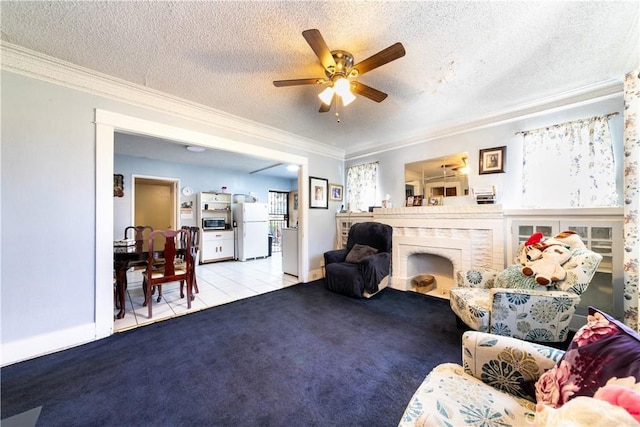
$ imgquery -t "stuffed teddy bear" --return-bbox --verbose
[550,230,586,250]
[522,243,573,286]
[516,231,548,265]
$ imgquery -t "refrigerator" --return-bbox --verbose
[233,203,269,261]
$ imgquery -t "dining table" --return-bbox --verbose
[113,240,149,319]
[113,240,191,319]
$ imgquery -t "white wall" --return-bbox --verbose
[1,70,343,364]
[349,95,625,209]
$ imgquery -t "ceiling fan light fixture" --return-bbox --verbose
[318,86,335,105]
[334,77,356,106]
[340,89,357,106]
[333,77,350,96]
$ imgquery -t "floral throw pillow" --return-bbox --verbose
[535,306,640,408]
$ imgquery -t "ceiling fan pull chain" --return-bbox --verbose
[335,98,341,123]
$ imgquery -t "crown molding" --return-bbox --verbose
[0,41,345,160]
[345,79,624,160]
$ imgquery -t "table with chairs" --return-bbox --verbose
[114,226,199,320]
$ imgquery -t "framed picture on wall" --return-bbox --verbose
[428,196,442,206]
[479,146,506,174]
[113,174,124,197]
[309,176,329,209]
[329,183,343,201]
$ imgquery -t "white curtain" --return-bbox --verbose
[623,70,640,331]
[346,162,378,212]
[522,116,618,208]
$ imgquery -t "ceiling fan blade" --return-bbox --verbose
[273,78,325,87]
[351,82,388,103]
[319,93,335,113]
[302,29,337,72]
[351,42,406,76]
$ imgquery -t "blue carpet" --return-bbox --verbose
[1,281,463,426]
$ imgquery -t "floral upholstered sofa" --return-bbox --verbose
[399,307,640,427]
[449,232,602,343]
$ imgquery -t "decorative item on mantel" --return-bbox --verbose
[473,186,496,204]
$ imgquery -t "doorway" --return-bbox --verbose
[268,190,289,253]
[96,109,310,340]
[133,176,179,234]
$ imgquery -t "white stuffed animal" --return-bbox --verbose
[522,244,572,286]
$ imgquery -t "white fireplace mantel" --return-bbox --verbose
[371,204,505,291]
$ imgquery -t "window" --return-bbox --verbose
[522,115,619,208]
[268,190,288,253]
[346,161,378,212]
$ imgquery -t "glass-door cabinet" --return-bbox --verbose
[509,212,623,328]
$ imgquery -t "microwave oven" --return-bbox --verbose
[203,218,226,230]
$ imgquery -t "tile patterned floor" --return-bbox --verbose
[114,252,299,332]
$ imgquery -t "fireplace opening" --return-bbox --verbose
[408,253,454,299]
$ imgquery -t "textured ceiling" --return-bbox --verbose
[1,1,638,164]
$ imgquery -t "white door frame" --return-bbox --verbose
[95,109,309,339]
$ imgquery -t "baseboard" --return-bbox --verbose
[2,322,97,367]
[307,268,324,282]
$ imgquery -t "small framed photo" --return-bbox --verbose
[406,196,414,207]
[309,176,329,209]
[113,174,124,197]
[329,183,343,201]
[479,146,506,174]
[413,195,424,206]
[428,196,442,206]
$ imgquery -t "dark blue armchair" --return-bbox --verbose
[323,222,392,298]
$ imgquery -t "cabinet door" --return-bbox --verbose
[560,221,623,320]
[201,238,218,261]
[510,220,559,262]
[510,219,623,324]
[220,238,235,259]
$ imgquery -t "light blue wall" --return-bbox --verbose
[0,65,625,362]
[351,95,625,209]
[113,153,297,237]
[1,70,342,351]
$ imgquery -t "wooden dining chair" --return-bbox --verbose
[142,229,192,319]
[181,226,200,297]
[153,226,200,303]
[124,225,154,242]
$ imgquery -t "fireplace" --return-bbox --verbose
[372,205,505,298]
[408,252,454,298]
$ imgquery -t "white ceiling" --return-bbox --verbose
[114,132,301,179]
[2,1,638,175]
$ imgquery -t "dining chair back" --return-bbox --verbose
[124,225,153,243]
[181,226,201,296]
[142,229,192,319]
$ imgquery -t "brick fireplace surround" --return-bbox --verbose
[371,205,505,297]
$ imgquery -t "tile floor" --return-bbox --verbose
[114,252,299,332]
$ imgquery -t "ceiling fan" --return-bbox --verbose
[273,29,406,113]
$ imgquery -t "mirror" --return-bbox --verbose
[405,152,469,206]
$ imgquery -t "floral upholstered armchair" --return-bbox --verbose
[399,331,564,426]
[449,233,602,343]
[400,308,640,426]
